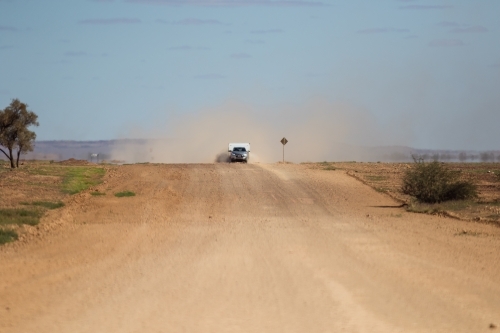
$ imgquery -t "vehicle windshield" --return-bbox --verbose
[233,147,246,152]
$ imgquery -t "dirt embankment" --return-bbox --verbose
[306,162,500,223]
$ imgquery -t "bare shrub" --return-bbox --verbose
[402,159,477,203]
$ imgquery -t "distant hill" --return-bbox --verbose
[4,140,147,163]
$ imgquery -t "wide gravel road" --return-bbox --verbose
[1,163,499,332]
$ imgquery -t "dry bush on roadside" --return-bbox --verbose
[402,159,477,203]
[0,229,18,244]
[115,191,135,197]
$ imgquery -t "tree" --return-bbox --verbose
[0,99,39,168]
[480,151,494,162]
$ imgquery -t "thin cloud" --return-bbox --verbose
[399,5,453,10]
[357,27,409,34]
[404,35,418,39]
[65,51,87,57]
[428,39,464,47]
[250,29,283,34]
[194,73,226,79]
[230,52,252,59]
[125,0,327,6]
[0,25,17,32]
[450,25,488,33]
[0,44,14,50]
[78,18,141,25]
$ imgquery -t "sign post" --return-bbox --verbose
[280,137,288,163]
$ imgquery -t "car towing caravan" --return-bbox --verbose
[228,143,250,163]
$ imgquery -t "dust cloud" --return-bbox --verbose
[110,98,415,164]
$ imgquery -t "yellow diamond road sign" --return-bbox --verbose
[281,137,288,145]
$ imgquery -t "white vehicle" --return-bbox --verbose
[228,143,250,163]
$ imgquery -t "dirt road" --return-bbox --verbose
[1,163,499,332]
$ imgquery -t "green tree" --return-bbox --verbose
[0,99,39,168]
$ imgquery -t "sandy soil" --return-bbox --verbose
[1,163,499,332]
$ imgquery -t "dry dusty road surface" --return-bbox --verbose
[1,163,500,333]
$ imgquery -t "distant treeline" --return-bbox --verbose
[408,151,500,163]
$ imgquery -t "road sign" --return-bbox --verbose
[280,137,288,163]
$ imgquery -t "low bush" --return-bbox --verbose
[115,191,135,197]
[0,208,42,226]
[402,160,477,203]
[0,229,18,245]
[21,201,64,209]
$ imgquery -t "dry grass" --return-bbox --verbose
[0,160,107,245]
[115,191,135,197]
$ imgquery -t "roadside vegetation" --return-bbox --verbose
[0,161,106,245]
[115,191,135,197]
[0,229,18,244]
[62,167,105,194]
[0,208,42,226]
[23,164,106,194]
[0,208,42,245]
[402,159,477,203]
[319,162,336,171]
[307,161,500,223]
[21,201,65,209]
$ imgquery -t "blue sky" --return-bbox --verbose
[1,0,499,151]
